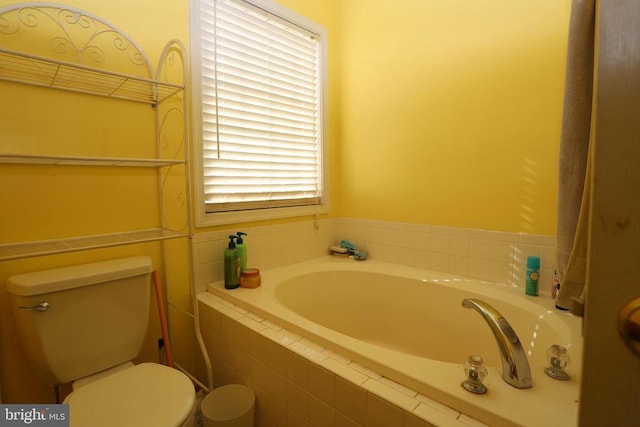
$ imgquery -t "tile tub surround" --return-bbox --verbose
[199,257,581,427]
[193,217,555,295]
[198,292,489,427]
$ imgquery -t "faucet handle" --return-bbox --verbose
[462,355,488,394]
[544,345,570,380]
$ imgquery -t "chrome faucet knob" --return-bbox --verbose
[544,344,570,380]
[462,355,488,394]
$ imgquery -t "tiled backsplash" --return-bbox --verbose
[336,218,556,295]
[193,217,555,295]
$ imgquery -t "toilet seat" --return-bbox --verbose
[64,363,195,427]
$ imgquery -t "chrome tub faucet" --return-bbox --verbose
[462,298,533,389]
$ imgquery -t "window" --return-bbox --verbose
[191,0,328,226]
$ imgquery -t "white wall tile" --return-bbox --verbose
[309,364,336,406]
[513,243,540,264]
[518,233,555,246]
[267,368,288,403]
[468,259,491,281]
[381,244,400,264]
[335,377,368,425]
[489,241,514,263]
[450,236,469,257]
[489,261,513,285]
[287,381,310,421]
[486,230,514,241]
[267,393,288,426]
[309,394,336,427]
[287,350,310,390]
[429,252,449,272]
[335,410,362,427]
[365,392,405,427]
[413,231,431,251]
[429,234,450,254]
[457,228,487,239]
[411,250,429,270]
[449,255,469,277]
[431,225,454,236]
[468,238,491,261]
[512,263,527,289]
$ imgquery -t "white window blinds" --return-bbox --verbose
[199,0,323,213]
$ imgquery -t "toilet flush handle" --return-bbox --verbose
[19,302,50,312]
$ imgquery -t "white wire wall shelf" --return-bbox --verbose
[0,48,183,106]
[0,229,188,261]
[0,153,185,167]
[0,4,191,261]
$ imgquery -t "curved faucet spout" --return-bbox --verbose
[462,298,532,389]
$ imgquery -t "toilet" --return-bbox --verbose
[7,256,196,427]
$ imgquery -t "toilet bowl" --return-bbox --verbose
[64,363,195,427]
[7,256,196,427]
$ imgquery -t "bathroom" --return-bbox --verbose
[1,0,638,426]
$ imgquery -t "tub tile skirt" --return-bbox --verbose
[197,293,488,427]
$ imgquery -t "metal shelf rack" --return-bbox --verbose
[0,3,191,261]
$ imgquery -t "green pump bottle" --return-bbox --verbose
[236,232,248,272]
[224,235,241,289]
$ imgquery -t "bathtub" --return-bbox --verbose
[205,256,582,426]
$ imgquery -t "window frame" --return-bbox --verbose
[189,0,330,227]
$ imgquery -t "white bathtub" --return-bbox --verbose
[205,256,582,426]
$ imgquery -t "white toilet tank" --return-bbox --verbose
[7,256,153,385]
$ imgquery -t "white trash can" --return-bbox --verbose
[201,384,255,427]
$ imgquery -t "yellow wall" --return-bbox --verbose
[335,0,570,234]
[0,0,570,403]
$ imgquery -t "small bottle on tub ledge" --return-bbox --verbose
[328,240,368,261]
[525,256,540,296]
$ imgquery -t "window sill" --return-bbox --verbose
[195,203,329,228]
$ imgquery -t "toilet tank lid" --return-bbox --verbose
[7,256,153,296]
